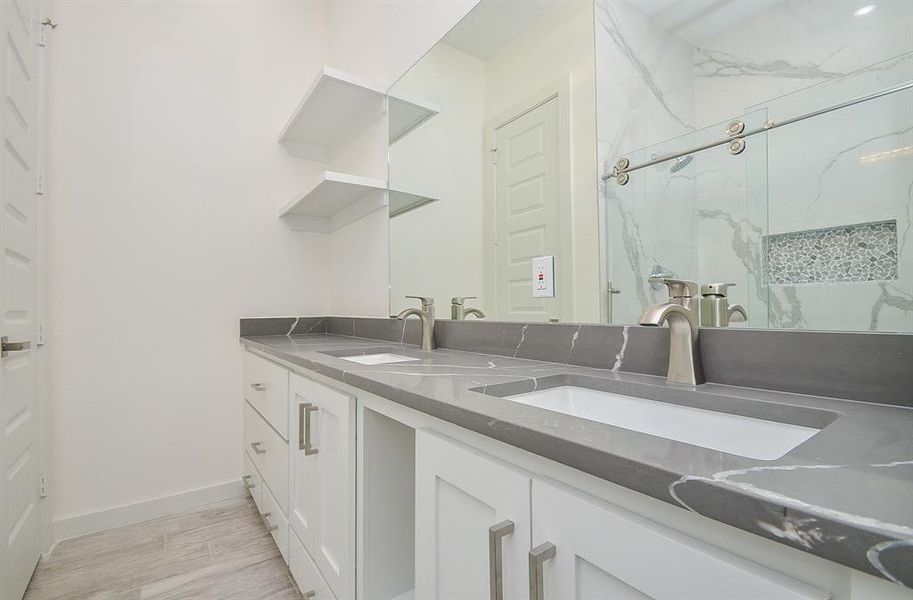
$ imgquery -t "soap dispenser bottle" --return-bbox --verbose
[700,283,748,327]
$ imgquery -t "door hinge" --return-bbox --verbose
[39,473,48,498]
[37,323,45,347]
[36,170,45,195]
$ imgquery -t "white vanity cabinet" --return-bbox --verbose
[288,372,356,600]
[241,347,910,600]
[415,430,828,600]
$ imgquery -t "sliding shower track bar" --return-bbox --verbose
[604,79,913,185]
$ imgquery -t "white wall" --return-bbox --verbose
[324,0,479,317]
[388,1,599,322]
[483,0,599,321]
[47,0,331,524]
[389,44,486,314]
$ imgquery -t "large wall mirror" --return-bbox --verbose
[388,0,913,332]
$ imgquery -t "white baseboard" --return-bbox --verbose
[52,479,245,544]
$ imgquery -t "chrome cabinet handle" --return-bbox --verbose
[300,402,318,455]
[249,441,266,455]
[241,475,256,490]
[260,512,278,532]
[529,542,556,600]
[302,592,315,600]
[489,520,515,600]
[250,383,267,391]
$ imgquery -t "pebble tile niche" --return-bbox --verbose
[765,220,898,285]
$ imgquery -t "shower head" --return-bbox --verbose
[669,155,693,173]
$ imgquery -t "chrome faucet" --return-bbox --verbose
[700,283,748,327]
[639,278,705,386]
[451,296,485,320]
[395,296,436,351]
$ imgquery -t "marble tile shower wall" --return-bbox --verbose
[596,0,913,332]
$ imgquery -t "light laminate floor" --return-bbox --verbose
[24,496,301,600]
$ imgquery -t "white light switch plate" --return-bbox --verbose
[532,255,555,298]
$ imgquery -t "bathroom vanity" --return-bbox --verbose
[238,324,913,600]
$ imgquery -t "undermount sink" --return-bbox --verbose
[339,353,418,365]
[319,347,421,365]
[506,386,821,460]
[471,374,839,461]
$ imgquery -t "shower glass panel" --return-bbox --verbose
[604,109,769,327]
[603,56,913,332]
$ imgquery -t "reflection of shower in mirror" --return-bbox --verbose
[669,155,693,173]
[648,152,693,173]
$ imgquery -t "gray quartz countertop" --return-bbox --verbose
[240,333,913,588]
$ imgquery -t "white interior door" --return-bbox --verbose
[531,480,828,600]
[415,430,531,600]
[492,96,561,322]
[0,0,42,598]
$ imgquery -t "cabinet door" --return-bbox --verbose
[531,480,828,600]
[312,381,356,599]
[415,430,531,600]
[289,374,317,549]
[290,373,356,599]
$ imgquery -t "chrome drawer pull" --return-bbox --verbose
[250,382,267,391]
[300,402,319,455]
[302,592,315,600]
[260,512,278,532]
[529,542,556,600]
[241,475,256,490]
[249,441,266,455]
[489,520,515,600]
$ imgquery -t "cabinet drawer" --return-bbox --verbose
[261,481,289,564]
[289,530,337,600]
[242,452,262,511]
[244,351,289,438]
[244,402,289,515]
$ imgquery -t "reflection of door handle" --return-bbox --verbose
[607,282,621,323]
[1,337,31,357]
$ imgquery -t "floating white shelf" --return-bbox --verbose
[279,67,386,162]
[388,189,439,217]
[279,171,387,233]
[388,93,439,145]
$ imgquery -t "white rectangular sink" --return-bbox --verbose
[339,353,418,365]
[507,386,820,460]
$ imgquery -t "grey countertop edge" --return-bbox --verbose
[239,333,913,588]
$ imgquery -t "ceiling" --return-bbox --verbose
[625,0,782,45]
[443,0,561,61]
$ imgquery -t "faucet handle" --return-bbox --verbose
[657,278,698,298]
[701,283,736,297]
[405,295,435,307]
[451,296,476,305]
